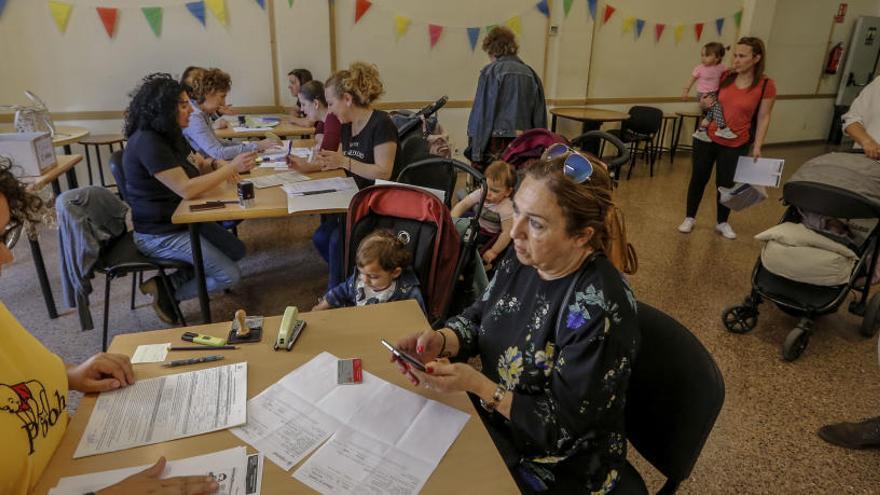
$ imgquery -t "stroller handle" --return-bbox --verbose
[570,130,631,170]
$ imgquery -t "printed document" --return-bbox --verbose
[74,362,248,458]
[249,171,311,189]
[284,177,358,214]
[734,156,785,187]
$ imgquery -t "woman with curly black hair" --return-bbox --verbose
[123,73,257,323]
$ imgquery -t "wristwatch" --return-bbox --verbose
[480,384,507,412]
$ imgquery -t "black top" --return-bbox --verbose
[447,251,640,493]
[124,130,200,235]
[340,110,398,189]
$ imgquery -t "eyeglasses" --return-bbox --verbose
[544,143,594,183]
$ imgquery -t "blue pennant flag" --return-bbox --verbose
[186,1,206,26]
[587,0,597,20]
[0,0,7,18]
[467,27,480,51]
[536,0,549,17]
[715,17,724,35]
[635,18,645,38]
[256,0,266,9]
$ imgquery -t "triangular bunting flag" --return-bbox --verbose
[142,7,162,37]
[602,5,616,25]
[733,10,743,28]
[393,15,410,39]
[587,0,597,21]
[506,16,521,37]
[716,17,724,35]
[635,18,645,39]
[467,27,480,51]
[186,1,206,26]
[256,0,265,9]
[622,16,635,34]
[429,24,443,48]
[563,0,573,17]
[205,0,226,25]
[96,7,118,38]
[655,23,665,43]
[486,23,498,33]
[536,0,549,18]
[49,1,73,33]
[695,22,704,41]
[0,0,7,19]
[674,24,684,44]
[288,0,294,6]
[355,0,371,23]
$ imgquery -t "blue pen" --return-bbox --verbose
[163,355,225,368]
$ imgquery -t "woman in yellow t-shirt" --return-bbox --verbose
[0,157,219,495]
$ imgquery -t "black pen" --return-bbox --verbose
[169,346,238,351]
[163,355,225,367]
[296,189,338,196]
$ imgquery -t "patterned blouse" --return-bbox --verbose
[447,251,640,493]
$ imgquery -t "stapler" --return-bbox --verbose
[274,306,306,351]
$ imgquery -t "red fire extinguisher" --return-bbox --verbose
[826,42,844,74]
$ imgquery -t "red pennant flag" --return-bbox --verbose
[694,22,704,41]
[429,24,443,49]
[355,0,371,23]
[602,5,616,24]
[655,23,665,42]
[96,7,118,38]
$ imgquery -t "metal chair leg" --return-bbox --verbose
[96,144,109,187]
[130,274,137,309]
[158,268,186,326]
[102,274,113,352]
[83,144,95,186]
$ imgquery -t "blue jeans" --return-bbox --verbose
[312,214,344,289]
[134,222,246,301]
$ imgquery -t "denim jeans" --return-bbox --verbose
[312,214,344,289]
[134,222,246,301]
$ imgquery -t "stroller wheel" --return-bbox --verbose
[782,323,811,362]
[722,305,758,334]
[859,293,880,337]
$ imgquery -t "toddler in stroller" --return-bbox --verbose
[723,152,880,361]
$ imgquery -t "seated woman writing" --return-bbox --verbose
[183,68,277,160]
[124,73,257,323]
[394,151,640,494]
[287,80,342,172]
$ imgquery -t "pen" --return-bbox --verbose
[169,346,238,351]
[163,355,225,367]
[294,189,338,196]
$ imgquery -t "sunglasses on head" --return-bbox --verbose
[544,143,594,183]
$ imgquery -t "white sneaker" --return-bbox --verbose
[715,222,737,239]
[692,129,711,142]
[714,127,738,139]
[678,217,696,233]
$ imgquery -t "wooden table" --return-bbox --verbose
[549,107,630,154]
[21,154,83,320]
[32,301,518,494]
[172,140,345,323]
[214,117,314,140]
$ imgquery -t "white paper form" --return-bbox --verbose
[249,171,311,189]
[734,156,785,187]
[282,177,358,196]
[131,343,170,364]
[50,447,249,495]
[74,363,248,458]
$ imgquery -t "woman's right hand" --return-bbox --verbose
[230,152,257,173]
[96,457,219,495]
[256,138,282,151]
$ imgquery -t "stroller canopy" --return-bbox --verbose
[784,152,880,219]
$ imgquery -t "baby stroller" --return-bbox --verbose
[722,152,880,361]
[344,173,486,327]
[501,129,631,180]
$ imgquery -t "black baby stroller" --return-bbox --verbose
[722,152,880,361]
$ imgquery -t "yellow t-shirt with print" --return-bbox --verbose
[0,303,68,495]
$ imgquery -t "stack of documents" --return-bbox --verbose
[284,177,359,214]
[734,156,785,187]
[49,447,263,495]
[232,352,469,495]
[249,170,311,189]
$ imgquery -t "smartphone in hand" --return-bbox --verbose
[381,339,427,372]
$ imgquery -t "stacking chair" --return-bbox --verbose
[621,302,726,494]
[396,157,461,209]
[606,106,663,179]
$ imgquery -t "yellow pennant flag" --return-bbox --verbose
[205,0,227,25]
[49,1,73,33]
[674,24,685,44]
[394,15,410,39]
[622,16,635,34]
[506,16,521,37]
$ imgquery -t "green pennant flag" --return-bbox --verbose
[563,0,573,17]
[142,7,162,37]
[733,10,742,28]
[288,0,294,6]
[486,23,498,33]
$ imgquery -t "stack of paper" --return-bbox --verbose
[249,171,311,189]
[49,447,263,495]
[284,177,359,213]
[734,156,785,187]
[232,352,469,495]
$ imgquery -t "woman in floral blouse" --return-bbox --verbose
[394,151,640,494]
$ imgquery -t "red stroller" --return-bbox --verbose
[344,175,487,325]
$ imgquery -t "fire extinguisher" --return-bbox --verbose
[826,42,844,74]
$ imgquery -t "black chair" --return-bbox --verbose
[624,302,725,494]
[396,157,462,209]
[391,133,431,181]
[607,106,663,179]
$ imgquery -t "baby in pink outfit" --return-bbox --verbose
[682,42,737,142]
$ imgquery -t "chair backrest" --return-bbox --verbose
[108,150,128,201]
[396,158,460,209]
[625,106,664,135]
[626,302,725,493]
[391,133,431,181]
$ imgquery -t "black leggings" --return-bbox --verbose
[686,139,749,223]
